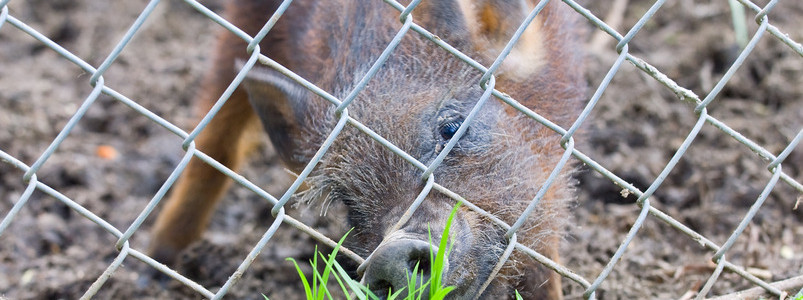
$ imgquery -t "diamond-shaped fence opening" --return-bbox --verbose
[0,0,801,299]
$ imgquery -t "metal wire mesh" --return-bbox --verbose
[1,0,801,299]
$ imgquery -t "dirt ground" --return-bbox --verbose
[0,0,801,299]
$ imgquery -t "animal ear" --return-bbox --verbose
[454,0,548,80]
[236,59,312,172]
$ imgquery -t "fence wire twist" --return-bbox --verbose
[1,0,801,299]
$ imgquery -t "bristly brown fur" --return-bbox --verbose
[149,1,585,299]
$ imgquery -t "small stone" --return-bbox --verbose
[21,269,36,286]
[780,245,794,259]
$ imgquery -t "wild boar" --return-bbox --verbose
[149,0,585,298]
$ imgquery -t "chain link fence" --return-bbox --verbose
[1,0,801,299]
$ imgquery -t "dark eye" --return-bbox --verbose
[439,120,463,140]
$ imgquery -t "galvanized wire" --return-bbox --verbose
[116,143,197,250]
[0,5,7,31]
[475,233,517,300]
[337,0,419,113]
[81,242,131,300]
[696,15,768,112]
[214,207,287,299]
[0,0,801,299]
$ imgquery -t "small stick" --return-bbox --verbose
[706,274,803,300]
[588,0,629,54]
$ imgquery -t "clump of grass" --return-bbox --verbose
[265,203,462,300]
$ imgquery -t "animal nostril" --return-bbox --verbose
[370,280,392,299]
[408,252,431,275]
[408,259,424,274]
[363,239,445,298]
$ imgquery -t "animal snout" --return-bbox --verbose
[362,239,448,299]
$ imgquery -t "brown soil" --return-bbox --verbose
[1,0,801,299]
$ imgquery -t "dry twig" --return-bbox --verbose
[707,274,803,300]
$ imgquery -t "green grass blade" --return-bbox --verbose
[311,246,320,300]
[430,286,455,300]
[405,262,420,300]
[315,253,330,300]
[287,257,313,299]
[325,253,351,299]
[331,256,377,300]
[311,263,335,300]
[414,282,430,300]
[317,229,353,300]
[429,202,461,298]
[386,284,407,300]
